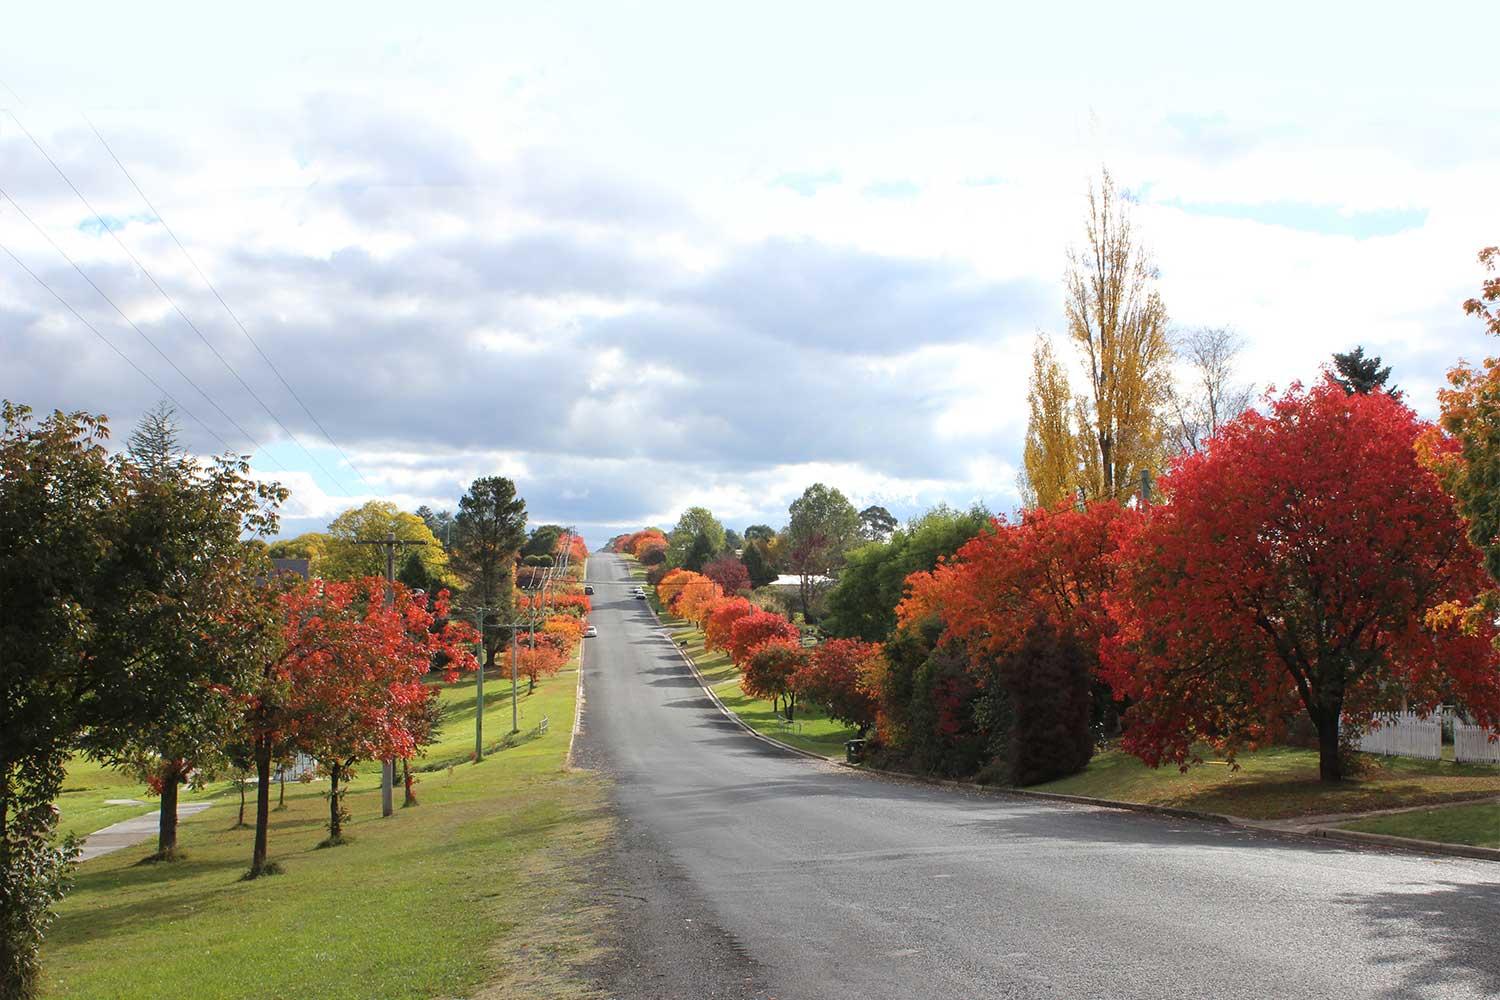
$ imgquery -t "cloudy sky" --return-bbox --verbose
[2,2,1496,543]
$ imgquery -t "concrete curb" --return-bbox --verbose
[645,604,833,764]
[1306,826,1500,862]
[565,559,589,769]
[566,630,587,769]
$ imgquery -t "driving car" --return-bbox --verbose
[584,585,594,595]
[583,625,598,638]
[632,587,646,599]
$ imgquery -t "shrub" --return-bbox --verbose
[1003,616,1094,786]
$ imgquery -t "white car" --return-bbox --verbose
[632,587,646,599]
[583,625,598,638]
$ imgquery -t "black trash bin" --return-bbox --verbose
[844,738,866,764]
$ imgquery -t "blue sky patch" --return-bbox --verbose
[770,170,841,196]
[77,213,156,236]
[1162,198,1427,239]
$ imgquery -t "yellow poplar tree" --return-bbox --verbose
[1063,169,1171,501]
[1020,335,1078,509]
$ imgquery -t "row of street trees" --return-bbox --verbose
[0,402,602,999]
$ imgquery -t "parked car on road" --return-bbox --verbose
[632,587,646,599]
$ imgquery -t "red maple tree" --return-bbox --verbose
[702,554,751,596]
[741,640,809,719]
[793,639,882,736]
[726,611,800,666]
[1102,379,1500,781]
[247,579,478,865]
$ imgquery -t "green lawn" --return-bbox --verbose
[1035,746,1500,821]
[658,614,859,759]
[1340,800,1500,848]
[41,651,607,1000]
[56,758,230,841]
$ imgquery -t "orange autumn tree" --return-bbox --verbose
[705,596,755,652]
[1428,246,1500,625]
[676,577,724,625]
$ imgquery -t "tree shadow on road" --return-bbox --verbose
[1336,879,1500,999]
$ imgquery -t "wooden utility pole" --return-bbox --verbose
[350,530,429,816]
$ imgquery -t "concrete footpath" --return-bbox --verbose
[78,803,215,862]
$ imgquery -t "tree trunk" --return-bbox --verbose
[402,759,417,807]
[250,739,272,876]
[237,778,246,827]
[785,694,796,722]
[327,764,342,839]
[278,767,286,809]
[157,761,181,858]
[1314,710,1343,783]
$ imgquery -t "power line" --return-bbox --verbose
[0,184,275,459]
[86,116,381,497]
[5,110,357,496]
[0,235,231,452]
[1,233,289,530]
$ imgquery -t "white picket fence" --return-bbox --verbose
[1454,723,1500,764]
[1354,712,1442,760]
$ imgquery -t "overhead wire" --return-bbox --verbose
[0,184,275,460]
[0,233,230,452]
[85,116,381,497]
[4,109,357,496]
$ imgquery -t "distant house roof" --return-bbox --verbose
[270,557,311,580]
[769,574,832,588]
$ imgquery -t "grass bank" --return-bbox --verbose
[653,609,858,760]
[1338,799,1500,848]
[1034,746,1500,821]
[42,649,608,1000]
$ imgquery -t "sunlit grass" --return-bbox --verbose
[1339,800,1500,847]
[1035,745,1500,820]
[42,651,605,1000]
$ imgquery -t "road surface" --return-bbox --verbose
[575,553,1499,999]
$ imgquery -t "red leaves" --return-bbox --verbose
[792,638,882,733]
[704,597,755,653]
[272,578,479,769]
[702,554,751,596]
[615,529,667,556]
[897,501,1134,669]
[1103,379,1500,768]
[740,640,808,704]
[726,612,800,666]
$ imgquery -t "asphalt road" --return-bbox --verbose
[576,553,1500,1000]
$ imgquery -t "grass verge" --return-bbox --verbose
[1034,746,1500,821]
[1338,800,1500,848]
[56,758,229,841]
[42,650,608,1000]
[655,611,858,759]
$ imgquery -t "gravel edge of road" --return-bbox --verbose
[648,598,1500,866]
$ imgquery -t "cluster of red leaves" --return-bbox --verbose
[614,528,667,556]
[558,533,589,565]
[740,640,808,705]
[273,579,479,767]
[791,638,882,734]
[897,500,1133,670]
[1102,379,1500,769]
[518,591,591,618]
[704,596,755,653]
[702,554,751,595]
[726,611,800,667]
